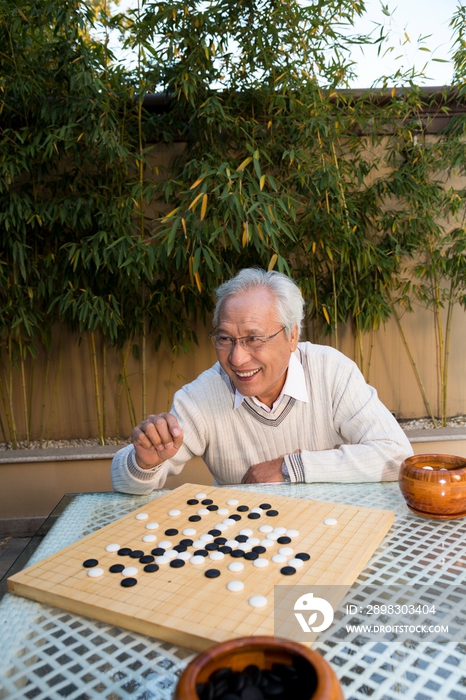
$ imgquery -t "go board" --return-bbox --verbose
[8,483,394,651]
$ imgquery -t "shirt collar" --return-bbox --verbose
[233,350,309,413]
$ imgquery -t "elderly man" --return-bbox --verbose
[111,268,413,494]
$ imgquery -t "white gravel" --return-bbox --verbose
[1,416,466,451]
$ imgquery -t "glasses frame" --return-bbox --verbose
[208,326,286,350]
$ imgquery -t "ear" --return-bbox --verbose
[289,324,299,352]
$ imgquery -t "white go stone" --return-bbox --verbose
[195,492,207,499]
[288,558,304,569]
[105,543,120,552]
[323,518,338,526]
[260,539,274,548]
[183,528,197,536]
[253,558,269,568]
[200,533,214,542]
[145,522,159,530]
[227,499,239,506]
[155,555,170,565]
[273,527,287,535]
[135,513,149,520]
[168,509,181,517]
[142,534,157,543]
[122,566,138,576]
[272,554,287,564]
[197,509,210,516]
[190,555,206,565]
[158,540,173,549]
[165,550,178,560]
[250,508,263,514]
[249,595,267,608]
[227,580,245,592]
[217,508,229,516]
[177,551,192,561]
[225,540,239,549]
[278,547,294,556]
[246,538,260,548]
[228,562,244,572]
[267,532,280,540]
[239,528,253,536]
[422,466,434,470]
[286,529,299,538]
[192,540,206,548]
[214,523,228,532]
[209,551,225,561]
[87,567,104,578]
[259,525,273,533]
[223,518,236,527]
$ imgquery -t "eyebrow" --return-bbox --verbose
[216,327,265,336]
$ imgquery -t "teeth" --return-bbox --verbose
[236,369,260,378]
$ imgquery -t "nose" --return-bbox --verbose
[228,339,252,364]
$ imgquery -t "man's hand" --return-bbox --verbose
[131,413,183,469]
[241,457,285,484]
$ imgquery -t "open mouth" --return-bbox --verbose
[234,368,261,379]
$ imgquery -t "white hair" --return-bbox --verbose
[213,268,304,338]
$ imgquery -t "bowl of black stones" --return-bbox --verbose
[174,635,344,700]
[399,453,466,519]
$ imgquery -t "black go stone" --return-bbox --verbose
[201,498,214,505]
[117,548,132,556]
[295,552,311,561]
[151,547,166,556]
[235,535,248,542]
[83,559,98,568]
[252,546,266,554]
[248,512,261,519]
[144,564,159,573]
[165,528,178,536]
[207,504,218,511]
[230,549,244,558]
[237,505,249,512]
[214,537,227,545]
[129,549,144,559]
[180,539,193,547]
[170,559,185,568]
[189,515,202,522]
[205,542,219,551]
[230,514,241,521]
[194,549,209,557]
[280,566,296,576]
[174,544,187,553]
[277,536,291,544]
[187,498,199,505]
[121,578,137,587]
[205,569,221,578]
[266,509,279,517]
[259,503,272,510]
[209,529,222,537]
[109,564,124,573]
[244,551,259,561]
[219,546,232,554]
[139,555,155,564]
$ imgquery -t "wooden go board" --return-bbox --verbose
[8,483,394,651]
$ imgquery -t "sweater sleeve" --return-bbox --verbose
[283,356,413,484]
[111,383,209,494]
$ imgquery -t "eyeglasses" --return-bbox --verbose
[209,327,286,350]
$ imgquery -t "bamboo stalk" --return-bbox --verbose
[46,329,64,446]
[0,353,17,448]
[443,280,455,427]
[102,342,107,444]
[331,265,338,350]
[8,335,18,445]
[392,305,438,427]
[142,321,146,419]
[18,336,30,448]
[167,352,176,413]
[39,347,51,447]
[433,279,445,425]
[28,354,34,446]
[121,344,137,427]
[116,364,123,443]
[366,326,375,384]
[90,331,104,445]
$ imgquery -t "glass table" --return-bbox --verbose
[0,483,465,700]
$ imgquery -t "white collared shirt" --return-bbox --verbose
[233,351,309,413]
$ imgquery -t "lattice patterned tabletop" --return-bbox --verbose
[1,483,466,700]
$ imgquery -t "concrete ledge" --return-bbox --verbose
[0,445,124,464]
[403,427,466,443]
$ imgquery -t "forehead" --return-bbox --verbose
[217,289,279,330]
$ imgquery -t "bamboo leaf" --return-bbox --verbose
[200,194,208,220]
[268,253,278,271]
[236,157,253,172]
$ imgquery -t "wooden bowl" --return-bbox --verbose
[174,635,344,700]
[399,453,466,519]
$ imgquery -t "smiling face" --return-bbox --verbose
[216,288,299,408]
